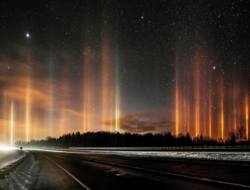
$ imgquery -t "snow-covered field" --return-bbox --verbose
[82,150,250,161]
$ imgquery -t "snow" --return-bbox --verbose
[0,154,40,190]
[82,150,250,161]
[0,150,13,163]
[0,150,26,170]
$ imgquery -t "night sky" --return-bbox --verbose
[0,0,250,144]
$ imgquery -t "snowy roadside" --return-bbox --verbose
[0,154,41,189]
[0,150,26,171]
[0,151,13,163]
[81,150,250,162]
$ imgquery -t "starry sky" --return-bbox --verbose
[0,0,250,144]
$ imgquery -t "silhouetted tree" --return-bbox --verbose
[185,132,192,145]
[15,131,224,148]
[228,131,236,145]
[200,135,203,145]
[236,126,246,142]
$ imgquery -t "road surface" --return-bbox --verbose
[19,150,250,190]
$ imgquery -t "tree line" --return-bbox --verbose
[15,126,250,148]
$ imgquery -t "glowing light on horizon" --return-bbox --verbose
[175,63,179,136]
[209,90,212,138]
[3,91,7,143]
[101,33,114,131]
[173,49,239,139]
[0,146,15,151]
[60,72,68,135]
[187,101,190,133]
[25,86,31,142]
[233,84,237,131]
[49,58,54,136]
[183,100,187,134]
[195,59,200,137]
[49,84,54,135]
[220,79,224,141]
[221,100,224,140]
[115,50,120,133]
[82,46,93,133]
[32,114,38,140]
[10,102,14,146]
[115,95,120,133]
[1,41,249,144]
[246,95,249,140]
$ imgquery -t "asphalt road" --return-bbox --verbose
[28,150,250,190]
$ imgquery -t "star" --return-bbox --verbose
[26,33,30,38]
[141,16,144,19]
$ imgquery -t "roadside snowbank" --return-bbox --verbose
[0,150,25,169]
[0,151,14,163]
[85,150,250,161]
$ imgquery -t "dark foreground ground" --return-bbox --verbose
[16,150,249,190]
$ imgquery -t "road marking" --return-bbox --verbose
[32,150,250,188]
[63,154,250,189]
[105,162,250,189]
[41,155,91,190]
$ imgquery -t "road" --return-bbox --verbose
[19,150,250,190]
